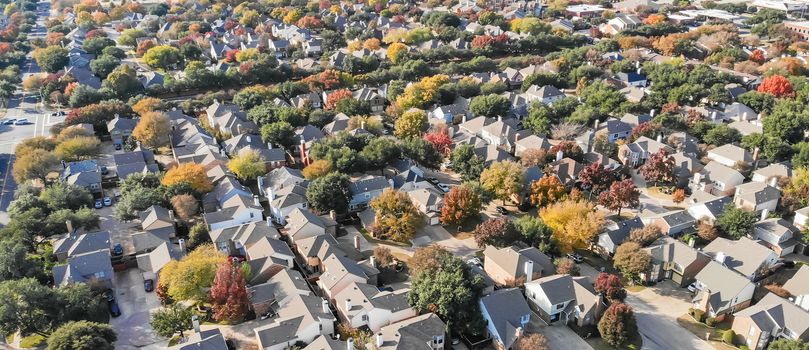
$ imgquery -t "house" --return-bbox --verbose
[480,119,518,148]
[596,217,644,255]
[52,230,114,289]
[615,71,647,87]
[205,101,258,136]
[139,205,176,238]
[334,282,415,332]
[258,167,308,224]
[482,245,555,286]
[614,0,659,13]
[284,208,337,244]
[374,313,447,350]
[316,254,379,300]
[603,113,651,143]
[254,295,336,350]
[295,234,343,275]
[752,163,791,184]
[525,274,604,326]
[136,242,182,282]
[693,261,756,321]
[783,265,809,311]
[644,237,711,287]
[348,175,391,212]
[203,194,264,231]
[479,288,533,350]
[406,187,443,225]
[353,87,386,113]
[522,85,566,105]
[733,181,781,214]
[731,293,809,350]
[61,160,102,193]
[53,230,111,263]
[223,134,287,170]
[794,206,809,230]
[168,329,228,350]
[514,135,553,157]
[248,268,311,318]
[618,136,674,167]
[693,162,745,197]
[246,237,296,284]
[548,158,583,186]
[132,230,172,254]
[753,219,799,257]
[550,19,575,33]
[113,149,159,179]
[703,237,779,281]
[565,4,605,18]
[707,144,753,168]
[107,116,138,145]
[653,210,696,236]
[687,196,732,225]
[209,222,280,257]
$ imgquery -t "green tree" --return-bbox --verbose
[469,94,511,118]
[227,149,266,182]
[704,124,741,146]
[89,55,120,78]
[515,216,556,254]
[306,172,351,214]
[580,81,626,118]
[102,65,143,97]
[613,242,651,282]
[0,238,45,282]
[450,144,484,181]
[768,339,809,350]
[82,37,115,55]
[260,121,296,149]
[117,28,147,46]
[400,137,442,169]
[40,182,93,211]
[0,278,58,336]
[361,137,401,170]
[149,304,194,338]
[716,204,757,239]
[34,46,69,73]
[143,45,181,69]
[763,100,808,144]
[47,321,116,350]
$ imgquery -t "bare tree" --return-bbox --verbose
[551,122,584,141]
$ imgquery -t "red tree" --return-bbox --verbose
[630,122,662,142]
[549,141,583,162]
[598,179,639,215]
[757,74,795,98]
[578,162,614,196]
[325,89,353,110]
[471,35,494,49]
[209,261,250,323]
[598,303,638,347]
[639,149,675,186]
[136,40,155,57]
[224,49,240,63]
[749,49,766,64]
[423,128,452,155]
[594,272,627,302]
[440,185,482,226]
[296,16,323,29]
[473,216,519,248]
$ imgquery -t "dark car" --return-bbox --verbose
[108,301,121,317]
[566,253,584,263]
[496,206,509,215]
[103,289,115,302]
[112,243,123,256]
[114,143,122,150]
[426,177,438,185]
[100,166,108,175]
[144,279,154,292]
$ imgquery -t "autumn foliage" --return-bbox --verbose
[757,74,795,98]
[209,261,250,323]
[162,163,214,193]
[440,185,482,226]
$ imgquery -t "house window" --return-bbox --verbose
[319,324,323,331]
[520,314,530,324]
[365,193,371,199]
[433,336,444,345]
[672,262,684,274]
[556,303,565,309]
[749,326,755,336]
[361,315,368,322]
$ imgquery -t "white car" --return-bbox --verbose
[466,258,483,267]
[436,183,450,193]
[687,282,698,293]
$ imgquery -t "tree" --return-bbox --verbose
[716,204,757,239]
[595,273,627,302]
[260,122,296,149]
[0,238,44,282]
[539,199,605,253]
[34,46,68,73]
[768,339,809,350]
[613,242,651,282]
[228,149,266,182]
[103,65,143,97]
[0,278,58,336]
[470,94,511,118]
[149,304,194,338]
[82,37,115,56]
[555,257,580,276]
[89,55,120,78]
[307,172,351,214]
[408,253,485,335]
[370,189,423,243]
[480,160,524,204]
[578,162,614,197]
[639,149,675,186]
[118,28,146,46]
[598,179,640,215]
[758,74,794,98]
[387,43,408,63]
[132,111,170,149]
[47,321,116,350]
[672,188,685,203]
[784,168,809,210]
[450,144,484,181]
[515,216,557,254]
[514,333,549,350]
[529,175,566,207]
[170,194,198,222]
[54,136,100,162]
[209,261,250,323]
[158,245,226,301]
[423,128,452,156]
[13,148,58,183]
[473,216,519,248]
[440,185,482,226]
[162,163,213,193]
[697,221,719,242]
[394,109,428,138]
[520,148,547,167]
[303,160,332,180]
[373,246,394,268]
[41,182,94,211]
[628,225,661,247]
[143,45,180,69]
[400,137,442,169]
[361,137,401,170]
[409,245,454,276]
[598,303,638,348]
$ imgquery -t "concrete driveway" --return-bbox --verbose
[538,325,593,350]
[626,281,713,350]
[419,224,479,258]
[111,269,165,350]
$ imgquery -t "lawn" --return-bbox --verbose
[19,334,46,348]
[676,314,737,350]
[585,335,642,350]
[357,227,411,248]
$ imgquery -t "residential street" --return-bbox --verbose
[626,282,713,350]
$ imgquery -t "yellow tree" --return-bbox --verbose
[227,149,266,181]
[54,136,101,162]
[162,163,214,193]
[303,159,332,179]
[363,38,381,50]
[394,109,427,138]
[158,244,226,301]
[132,111,171,149]
[369,188,423,243]
[283,9,303,24]
[132,97,163,116]
[386,42,408,64]
[539,199,605,253]
[480,160,525,204]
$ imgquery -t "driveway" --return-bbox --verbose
[626,281,713,350]
[419,224,479,258]
[539,325,593,350]
[111,269,165,350]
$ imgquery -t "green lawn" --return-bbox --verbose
[19,334,46,348]
[585,335,642,350]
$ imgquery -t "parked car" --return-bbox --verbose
[108,301,121,317]
[2,118,16,125]
[114,143,122,150]
[112,243,123,256]
[144,279,154,292]
[103,197,112,206]
[100,166,108,175]
[495,206,509,215]
[50,111,66,117]
[687,282,697,293]
[94,199,103,209]
[467,258,483,268]
[436,183,450,193]
[566,253,583,263]
[103,289,115,302]
[14,118,31,125]
[426,177,438,185]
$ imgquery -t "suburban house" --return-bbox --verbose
[703,237,779,281]
[596,217,644,255]
[618,136,674,167]
[333,282,415,332]
[795,206,809,230]
[316,254,379,300]
[525,274,604,326]
[139,205,176,238]
[295,234,343,275]
[374,313,447,350]
[733,181,781,214]
[644,237,711,287]
[653,210,697,236]
[136,242,182,283]
[205,101,258,136]
[707,144,753,168]
[522,85,566,105]
[61,160,102,194]
[248,268,312,318]
[168,329,228,350]
[483,245,555,286]
[752,163,791,184]
[692,162,745,197]
[203,193,264,231]
[209,222,280,257]
[406,187,443,225]
[112,149,159,179]
[687,196,732,225]
[783,265,809,311]
[53,230,111,263]
[479,288,533,350]
[753,218,799,257]
[348,175,391,212]
[258,167,309,225]
[693,261,756,320]
[52,231,114,289]
[284,208,338,244]
[731,293,809,350]
[253,294,336,350]
[514,134,553,157]
[245,236,296,285]
[107,116,138,146]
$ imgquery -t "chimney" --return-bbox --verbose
[715,252,726,264]
[699,289,711,313]
[761,208,770,221]
[741,112,748,122]
[253,195,260,207]
[524,260,534,282]
[179,238,187,253]
[649,109,655,117]
[65,220,74,233]
[246,135,252,143]
[61,160,67,169]
[636,67,642,75]
[497,115,502,122]
[361,120,366,130]
[593,119,600,131]
[447,126,454,138]
[769,176,778,188]
[354,235,361,251]
[345,299,352,311]
[257,176,265,191]
[462,115,467,124]
[757,113,762,121]
[347,338,355,350]
[322,299,329,313]
[593,294,604,318]
[710,111,718,121]
[376,333,384,348]
[753,147,760,163]
[370,256,376,268]
[267,142,272,149]
[514,132,521,143]
[555,150,563,162]
[656,133,662,143]
[693,172,702,185]
[688,237,695,247]
[192,315,200,333]
[330,210,337,221]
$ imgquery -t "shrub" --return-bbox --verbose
[693,309,705,322]
[739,346,749,350]
[722,330,735,344]
[688,308,695,317]
[705,317,716,327]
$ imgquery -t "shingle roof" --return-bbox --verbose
[377,313,446,350]
[479,288,532,349]
[734,293,809,337]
